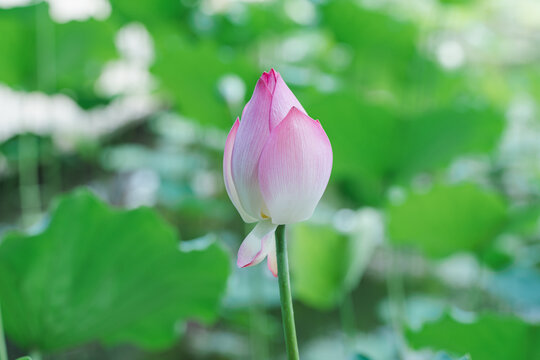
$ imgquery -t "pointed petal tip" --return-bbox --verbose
[255,76,272,94]
[266,235,278,277]
[237,256,259,269]
[268,258,278,277]
[263,68,278,77]
[230,117,240,131]
[287,106,312,119]
[237,239,265,268]
[236,221,277,269]
[283,107,330,142]
[260,69,277,94]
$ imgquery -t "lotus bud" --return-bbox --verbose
[223,69,332,276]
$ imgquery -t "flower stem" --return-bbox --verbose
[275,225,300,360]
[0,304,8,360]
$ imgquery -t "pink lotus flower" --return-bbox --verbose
[223,69,333,276]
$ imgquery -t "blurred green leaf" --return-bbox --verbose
[388,183,507,258]
[307,91,504,205]
[214,2,297,45]
[321,0,486,106]
[0,6,37,89]
[306,93,401,205]
[289,223,373,309]
[0,3,117,107]
[398,105,504,179]
[109,0,186,28]
[15,357,32,360]
[504,204,540,239]
[0,189,230,352]
[407,313,540,360]
[152,36,257,129]
[54,19,118,107]
[321,0,417,86]
[481,246,513,270]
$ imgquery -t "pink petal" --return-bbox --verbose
[237,220,277,268]
[223,118,258,223]
[266,238,278,277]
[268,69,307,130]
[261,69,277,93]
[258,107,333,224]
[232,78,273,219]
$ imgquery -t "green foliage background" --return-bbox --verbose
[0,0,539,359]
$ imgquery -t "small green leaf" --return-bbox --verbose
[289,223,374,309]
[388,183,507,258]
[0,189,231,352]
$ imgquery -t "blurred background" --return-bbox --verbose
[0,0,539,359]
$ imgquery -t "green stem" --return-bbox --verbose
[18,134,42,228]
[386,246,406,359]
[0,304,8,360]
[275,225,300,360]
[339,292,356,349]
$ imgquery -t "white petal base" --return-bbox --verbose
[237,220,278,275]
